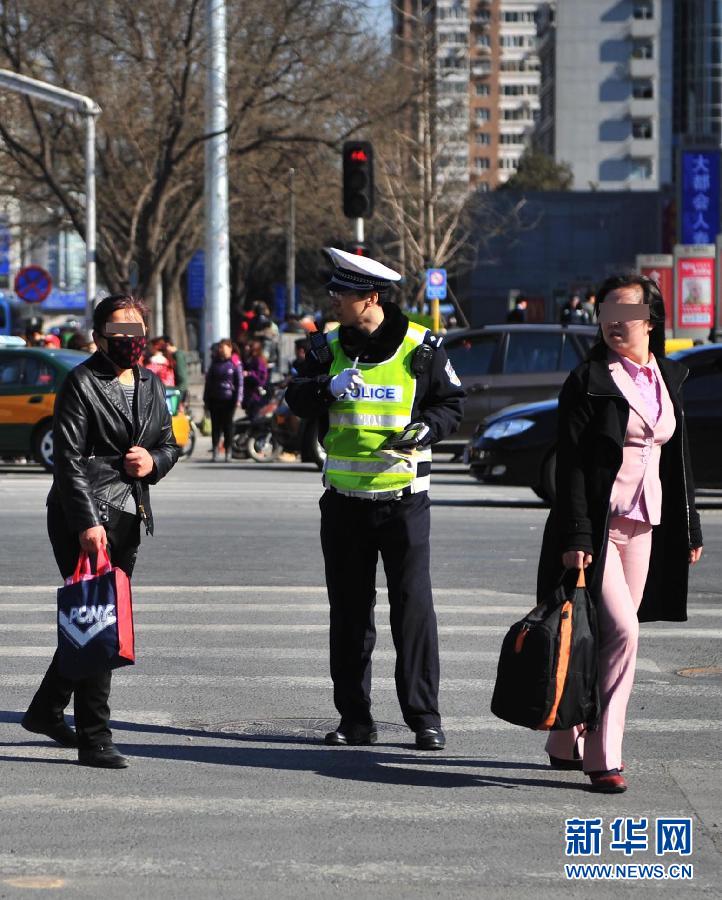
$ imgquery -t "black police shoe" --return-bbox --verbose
[21,711,78,748]
[78,744,129,769]
[415,727,446,750]
[324,721,378,746]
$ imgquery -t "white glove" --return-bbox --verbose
[329,368,364,399]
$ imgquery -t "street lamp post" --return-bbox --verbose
[0,69,101,329]
[204,0,230,365]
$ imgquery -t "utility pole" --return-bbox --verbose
[204,0,230,363]
[0,69,101,328]
[286,168,296,317]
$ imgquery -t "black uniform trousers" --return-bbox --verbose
[25,502,141,749]
[319,489,441,732]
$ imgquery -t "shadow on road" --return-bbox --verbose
[0,710,586,791]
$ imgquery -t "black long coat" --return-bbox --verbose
[536,350,703,623]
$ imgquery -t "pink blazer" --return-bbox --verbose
[608,358,676,525]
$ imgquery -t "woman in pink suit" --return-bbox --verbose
[537,274,703,793]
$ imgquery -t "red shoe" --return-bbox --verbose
[588,769,627,793]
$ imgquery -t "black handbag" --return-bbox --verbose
[490,568,600,731]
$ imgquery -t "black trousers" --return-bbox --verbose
[209,400,235,452]
[25,503,141,749]
[319,490,441,731]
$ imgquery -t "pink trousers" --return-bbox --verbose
[545,516,653,773]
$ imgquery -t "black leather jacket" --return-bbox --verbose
[47,351,179,535]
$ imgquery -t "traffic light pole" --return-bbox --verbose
[355,217,364,246]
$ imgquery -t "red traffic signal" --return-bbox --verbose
[343,141,374,219]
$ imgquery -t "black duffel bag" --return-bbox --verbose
[490,567,600,731]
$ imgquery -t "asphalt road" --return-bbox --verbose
[0,448,720,899]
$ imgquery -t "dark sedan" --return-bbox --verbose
[465,344,722,501]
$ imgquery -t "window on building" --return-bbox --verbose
[501,84,525,96]
[475,157,491,171]
[501,11,536,23]
[632,118,653,139]
[476,33,490,47]
[633,1,653,19]
[526,84,539,95]
[632,39,654,60]
[475,132,491,145]
[499,158,519,170]
[475,83,490,96]
[629,158,653,180]
[632,79,654,99]
[499,133,525,144]
[476,107,490,122]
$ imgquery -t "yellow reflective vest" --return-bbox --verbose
[324,321,432,494]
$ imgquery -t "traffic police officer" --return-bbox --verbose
[286,248,465,750]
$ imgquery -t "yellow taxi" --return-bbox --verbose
[0,345,190,469]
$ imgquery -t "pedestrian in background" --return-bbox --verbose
[203,339,243,462]
[144,337,176,386]
[286,247,465,751]
[22,293,179,768]
[538,273,703,793]
[507,297,528,323]
[162,334,188,399]
[242,338,269,420]
[560,292,591,326]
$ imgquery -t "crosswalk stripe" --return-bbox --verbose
[3,601,722,619]
[0,585,532,599]
[0,646,662,671]
[443,716,722,733]
[0,791,685,820]
[1,623,721,637]
[0,674,716,696]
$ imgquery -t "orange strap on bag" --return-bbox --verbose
[540,567,585,729]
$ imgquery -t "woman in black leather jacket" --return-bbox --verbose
[22,294,179,768]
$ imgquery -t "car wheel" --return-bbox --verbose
[33,421,54,472]
[303,420,326,471]
[534,450,556,504]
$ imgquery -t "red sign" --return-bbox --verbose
[638,261,673,326]
[14,265,52,303]
[676,257,714,329]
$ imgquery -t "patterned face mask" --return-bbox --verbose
[104,335,146,369]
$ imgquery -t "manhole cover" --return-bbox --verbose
[180,718,409,742]
[676,665,722,678]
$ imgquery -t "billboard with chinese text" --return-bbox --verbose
[680,150,721,245]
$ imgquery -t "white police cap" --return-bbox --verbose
[324,247,402,293]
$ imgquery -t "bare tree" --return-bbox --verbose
[0,0,405,344]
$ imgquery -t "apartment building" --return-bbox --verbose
[535,0,675,190]
[393,1,542,190]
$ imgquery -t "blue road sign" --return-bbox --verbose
[14,265,52,303]
[425,268,447,301]
[187,251,205,310]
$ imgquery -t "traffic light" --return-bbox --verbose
[342,141,374,218]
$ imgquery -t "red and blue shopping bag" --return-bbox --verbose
[56,547,135,679]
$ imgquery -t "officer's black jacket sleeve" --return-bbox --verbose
[413,338,466,444]
[285,355,335,418]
